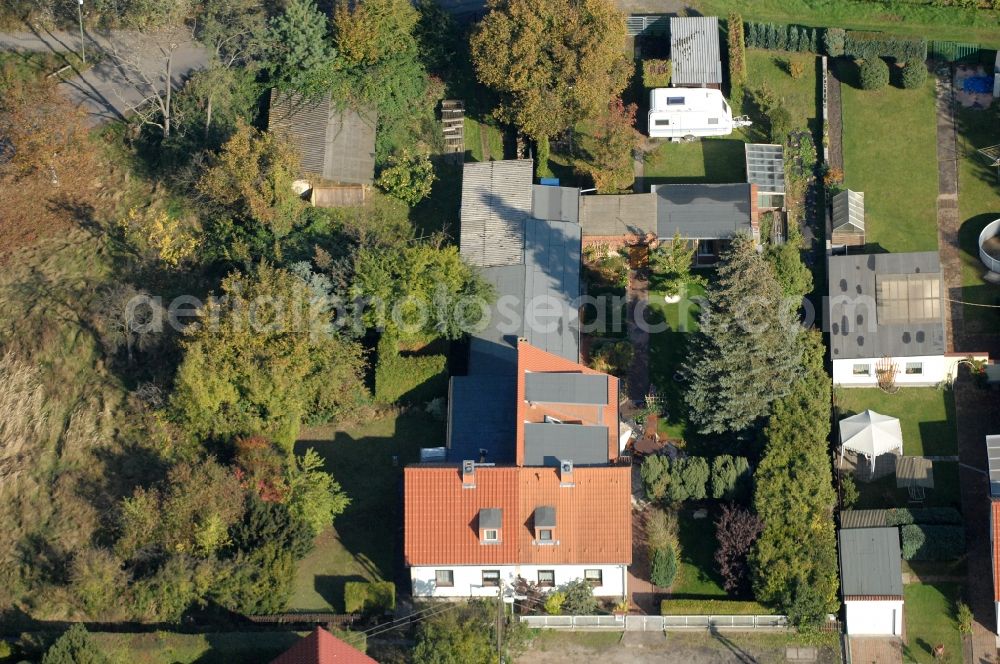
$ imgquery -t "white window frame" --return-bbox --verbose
[435,569,454,587]
[852,363,871,376]
[905,362,923,375]
[538,528,553,541]
[483,529,499,542]
[538,570,555,587]
[584,569,603,586]
[482,570,500,587]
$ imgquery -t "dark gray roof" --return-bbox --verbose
[479,508,503,529]
[745,144,785,194]
[522,423,609,466]
[579,193,657,237]
[533,185,580,223]
[826,252,945,360]
[654,183,753,239]
[534,506,556,528]
[839,527,903,598]
[840,509,890,529]
[832,190,865,234]
[523,219,582,361]
[460,160,533,267]
[447,375,516,463]
[525,373,608,405]
[987,435,1000,497]
[670,16,722,86]
[267,89,376,185]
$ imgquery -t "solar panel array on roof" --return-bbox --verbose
[826,252,945,360]
[448,375,516,463]
[832,190,865,234]
[522,219,581,361]
[987,435,1000,497]
[460,161,533,267]
[670,17,722,86]
[744,144,786,194]
[523,423,609,466]
[524,373,608,405]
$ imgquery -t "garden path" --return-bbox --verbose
[935,69,962,355]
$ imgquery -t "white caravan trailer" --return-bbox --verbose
[647,87,751,139]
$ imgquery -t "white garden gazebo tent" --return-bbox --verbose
[839,410,904,478]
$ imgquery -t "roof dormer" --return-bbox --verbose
[533,505,557,545]
[479,508,502,544]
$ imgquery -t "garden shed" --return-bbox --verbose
[669,16,722,88]
[839,527,904,636]
[831,189,865,248]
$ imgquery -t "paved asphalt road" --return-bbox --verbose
[0,27,210,125]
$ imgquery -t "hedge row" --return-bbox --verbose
[844,30,927,63]
[900,524,965,561]
[661,599,772,615]
[884,507,963,526]
[744,21,819,53]
[344,581,396,615]
[374,335,447,404]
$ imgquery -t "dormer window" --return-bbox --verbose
[479,508,502,544]
[534,506,556,545]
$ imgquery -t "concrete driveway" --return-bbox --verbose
[0,27,209,125]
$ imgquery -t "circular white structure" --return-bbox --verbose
[979,218,1000,274]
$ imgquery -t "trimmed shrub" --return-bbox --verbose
[374,335,447,404]
[727,14,746,89]
[710,455,751,500]
[544,591,566,615]
[845,30,926,63]
[859,58,890,90]
[901,62,928,89]
[900,524,965,561]
[823,28,846,57]
[884,507,963,526]
[650,546,678,588]
[642,59,671,88]
[560,578,598,615]
[661,599,771,615]
[344,581,396,615]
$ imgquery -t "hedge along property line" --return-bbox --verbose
[745,23,927,63]
[744,21,820,53]
[344,581,396,615]
[900,525,966,561]
[373,334,447,404]
[843,31,927,63]
[661,599,773,615]
[884,507,963,526]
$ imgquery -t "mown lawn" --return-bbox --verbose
[694,0,1000,48]
[852,460,960,510]
[672,510,728,598]
[648,281,705,442]
[833,387,957,456]
[901,583,963,664]
[955,106,1000,334]
[835,59,939,253]
[288,411,446,611]
[463,116,505,163]
[743,49,820,136]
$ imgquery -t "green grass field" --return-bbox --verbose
[463,116,505,163]
[835,60,939,253]
[955,106,1000,333]
[648,282,705,442]
[833,387,957,456]
[87,632,308,664]
[288,411,446,611]
[672,510,729,598]
[902,583,963,664]
[695,0,1000,48]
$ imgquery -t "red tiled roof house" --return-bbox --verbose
[270,627,377,664]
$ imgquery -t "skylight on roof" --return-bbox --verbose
[876,273,941,324]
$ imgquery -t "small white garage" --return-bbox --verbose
[839,527,904,636]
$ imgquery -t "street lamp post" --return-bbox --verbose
[77,0,86,64]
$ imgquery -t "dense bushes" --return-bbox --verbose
[374,334,448,404]
[859,58,890,90]
[727,14,746,89]
[710,456,751,500]
[641,455,751,504]
[642,59,671,88]
[900,525,965,560]
[744,22,819,53]
[823,28,846,57]
[844,31,927,63]
[650,546,678,587]
[901,62,928,89]
[885,507,963,526]
[344,581,396,614]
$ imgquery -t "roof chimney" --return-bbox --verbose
[559,459,575,487]
[462,460,476,489]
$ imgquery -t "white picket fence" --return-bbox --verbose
[519,614,789,631]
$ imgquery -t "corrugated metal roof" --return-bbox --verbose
[654,183,752,239]
[522,423,610,466]
[267,89,376,185]
[840,509,890,529]
[404,465,632,566]
[832,190,865,234]
[670,16,722,86]
[460,160,533,267]
[826,252,945,360]
[525,373,609,405]
[839,527,903,598]
[448,375,516,463]
[579,193,657,237]
[532,185,580,223]
[987,435,1000,497]
[745,144,786,194]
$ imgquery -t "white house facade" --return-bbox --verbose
[844,598,904,636]
[831,354,962,388]
[409,563,628,598]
